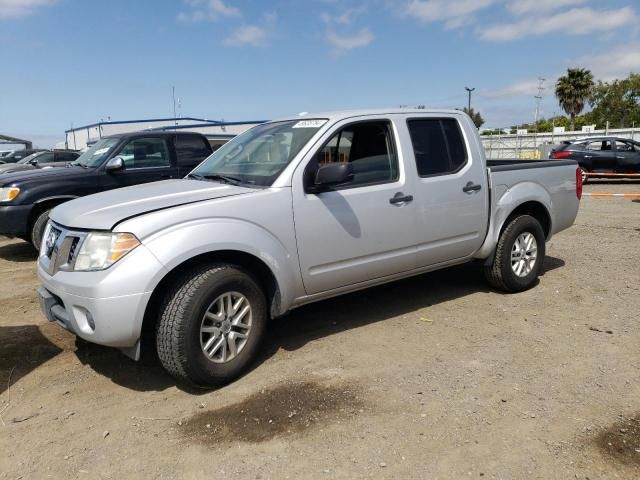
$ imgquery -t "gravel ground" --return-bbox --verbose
[0,181,639,479]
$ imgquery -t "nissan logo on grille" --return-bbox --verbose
[46,227,60,257]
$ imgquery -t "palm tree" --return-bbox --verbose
[555,68,594,131]
[462,107,485,128]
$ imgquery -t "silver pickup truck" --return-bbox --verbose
[37,109,581,387]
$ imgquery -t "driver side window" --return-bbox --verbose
[118,138,171,169]
[306,120,398,190]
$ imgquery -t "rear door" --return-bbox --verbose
[613,139,640,173]
[173,134,213,177]
[584,139,615,170]
[291,117,418,295]
[406,116,489,266]
[100,136,178,189]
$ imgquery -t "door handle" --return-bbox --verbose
[462,181,482,193]
[584,155,593,159]
[389,192,413,205]
[616,156,624,160]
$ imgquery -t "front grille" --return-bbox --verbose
[41,223,88,275]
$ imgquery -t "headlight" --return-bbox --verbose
[74,232,140,271]
[0,187,20,202]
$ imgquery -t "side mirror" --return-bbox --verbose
[29,159,38,166]
[313,162,353,190]
[105,156,125,172]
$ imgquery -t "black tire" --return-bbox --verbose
[484,215,546,293]
[30,209,52,251]
[156,264,267,388]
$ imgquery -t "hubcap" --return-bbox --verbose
[581,168,587,183]
[200,291,252,363]
[511,232,537,277]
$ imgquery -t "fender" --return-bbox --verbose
[34,195,79,206]
[474,181,553,260]
[130,218,301,316]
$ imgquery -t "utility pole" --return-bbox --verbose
[172,86,177,127]
[465,86,475,112]
[533,78,545,155]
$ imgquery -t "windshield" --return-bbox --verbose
[73,137,120,168]
[190,119,327,186]
[18,152,47,164]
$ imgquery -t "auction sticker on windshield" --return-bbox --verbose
[292,119,327,129]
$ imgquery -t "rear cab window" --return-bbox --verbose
[406,118,468,177]
[174,134,212,166]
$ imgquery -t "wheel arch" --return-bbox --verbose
[140,249,282,349]
[475,182,553,263]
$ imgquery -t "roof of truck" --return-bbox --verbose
[277,107,464,122]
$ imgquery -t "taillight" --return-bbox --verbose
[576,167,583,200]
[552,150,572,159]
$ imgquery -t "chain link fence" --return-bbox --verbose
[481,127,640,160]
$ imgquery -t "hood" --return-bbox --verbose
[0,165,91,186]
[50,179,255,230]
[0,164,35,175]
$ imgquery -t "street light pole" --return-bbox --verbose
[465,86,475,111]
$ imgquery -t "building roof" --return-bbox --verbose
[65,117,222,134]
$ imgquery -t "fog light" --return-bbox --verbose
[73,306,95,334]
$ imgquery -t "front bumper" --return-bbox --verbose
[37,243,167,348]
[0,204,31,237]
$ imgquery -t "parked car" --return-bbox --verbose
[0,131,212,248]
[550,136,640,182]
[36,108,581,387]
[0,150,80,175]
[0,149,46,164]
[0,150,15,159]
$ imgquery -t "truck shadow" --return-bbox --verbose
[0,240,37,263]
[0,325,63,396]
[73,256,565,393]
[261,256,564,357]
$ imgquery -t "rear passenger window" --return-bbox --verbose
[586,140,612,151]
[174,135,211,165]
[307,121,398,189]
[407,119,468,177]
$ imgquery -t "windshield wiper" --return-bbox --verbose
[68,162,88,168]
[190,173,243,185]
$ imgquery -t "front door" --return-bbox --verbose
[614,139,640,173]
[405,116,489,266]
[100,137,178,190]
[292,118,417,295]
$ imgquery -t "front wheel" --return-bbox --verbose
[30,209,52,251]
[484,215,546,293]
[156,264,267,387]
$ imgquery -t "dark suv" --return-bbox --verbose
[551,136,640,183]
[0,131,212,248]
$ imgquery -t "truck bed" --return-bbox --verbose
[486,159,577,171]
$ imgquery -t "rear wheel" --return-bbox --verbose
[484,215,546,293]
[30,209,52,251]
[156,264,267,387]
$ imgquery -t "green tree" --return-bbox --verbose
[462,107,485,128]
[589,73,640,128]
[555,68,595,131]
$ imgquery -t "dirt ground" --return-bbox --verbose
[1,182,639,480]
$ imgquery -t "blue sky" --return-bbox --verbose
[1,0,639,147]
